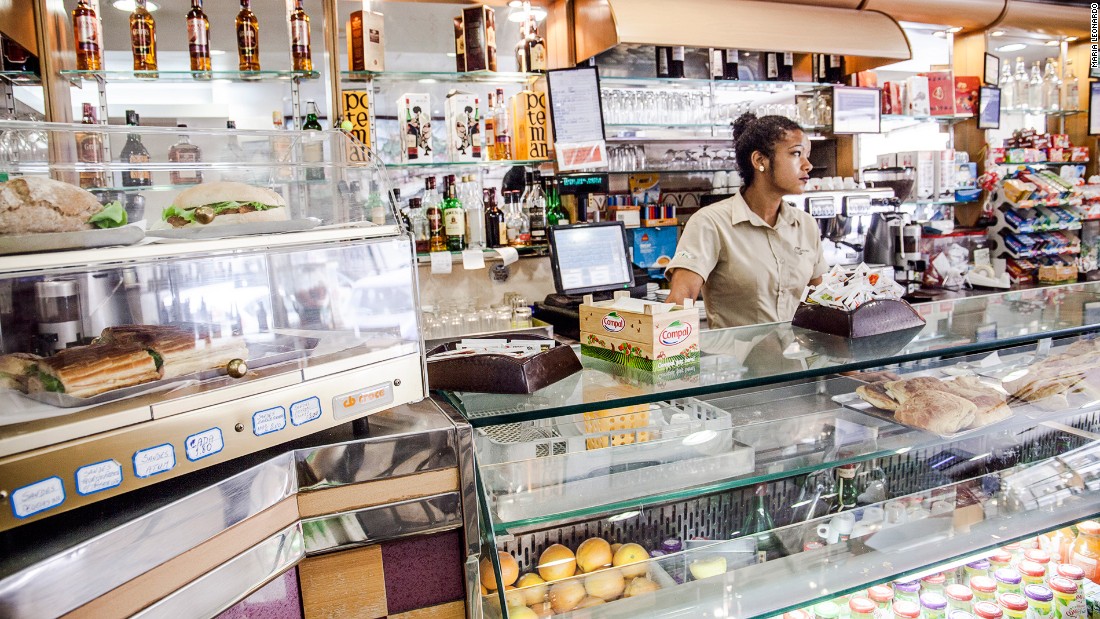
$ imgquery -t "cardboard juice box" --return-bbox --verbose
[445,92,482,162]
[580,293,700,372]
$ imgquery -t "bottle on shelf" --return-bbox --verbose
[72,0,101,71]
[526,172,548,245]
[365,181,386,225]
[120,110,151,188]
[485,92,498,161]
[270,111,292,182]
[168,124,203,186]
[780,52,794,81]
[1000,62,1016,110]
[827,54,845,83]
[76,103,107,189]
[1013,57,1029,111]
[832,462,860,513]
[187,0,211,73]
[515,14,530,73]
[505,190,531,247]
[709,48,724,81]
[463,176,486,250]
[407,197,430,253]
[766,52,780,81]
[302,99,324,181]
[424,177,446,252]
[1028,61,1043,111]
[129,0,157,73]
[723,49,740,81]
[442,175,466,251]
[656,46,670,78]
[290,0,312,72]
[742,484,786,563]
[236,0,260,72]
[669,46,685,78]
[1043,60,1062,112]
[546,177,568,226]
[485,188,507,248]
[494,87,512,160]
[1065,59,1080,111]
[524,14,547,74]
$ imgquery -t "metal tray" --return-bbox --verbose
[146,218,320,240]
[21,334,318,408]
[0,226,144,256]
[831,390,1013,439]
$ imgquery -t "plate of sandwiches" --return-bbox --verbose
[997,338,1100,418]
[145,181,320,240]
[0,324,317,408]
[833,374,1014,438]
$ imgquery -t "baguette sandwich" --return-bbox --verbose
[0,352,41,391]
[98,324,249,379]
[27,342,160,398]
[162,182,288,228]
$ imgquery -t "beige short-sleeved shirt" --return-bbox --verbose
[666,192,828,328]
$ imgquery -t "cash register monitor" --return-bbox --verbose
[548,221,634,297]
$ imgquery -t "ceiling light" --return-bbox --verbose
[933,31,947,38]
[947,26,963,33]
[507,0,547,22]
[991,30,1005,37]
[1046,40,1061,46]
[112,0,159,11]
[1067,36,1079,42]
[996,43,1028,52]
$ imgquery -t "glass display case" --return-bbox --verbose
[445,283,1100,618]
[0,121,425,532]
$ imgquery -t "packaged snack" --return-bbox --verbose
[1052,134,1071,148]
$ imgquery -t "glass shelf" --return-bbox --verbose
[600,168,739,175]
[882,113,974,125]
[60,69,319,84]
[600,75,830,93]
[444,282,1100,426]
[384,158,550,169]
[341,70,539,85]
[1002,108,1085,117]
[0,71,40,86]
[606,123,728,129]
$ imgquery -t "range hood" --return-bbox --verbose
[575,0,913,74]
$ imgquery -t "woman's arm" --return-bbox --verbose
[668,268,704,307]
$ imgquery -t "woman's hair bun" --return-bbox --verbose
[732,112,758,140]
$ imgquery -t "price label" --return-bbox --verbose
[75,459,123,496]
[133,443,175,478]
[844,196,872,216]
[808,197,837,218]
[184,428,224,462]
[252,407,287,436]
[11,476,65,519]
[291,397,322,426]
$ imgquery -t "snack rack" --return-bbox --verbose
[985,177,1084,283]
[0,121,427,532]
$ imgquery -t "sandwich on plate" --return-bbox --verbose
[162,181,289,228]
[0,176,127,235]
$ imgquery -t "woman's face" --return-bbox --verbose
[764,130,813,194]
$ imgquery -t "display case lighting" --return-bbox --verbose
[112,0,159,11]
[508,0,547,23]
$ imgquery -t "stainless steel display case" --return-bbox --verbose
[0,121,427,531]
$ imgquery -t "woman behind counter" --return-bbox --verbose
[666,113,827,328]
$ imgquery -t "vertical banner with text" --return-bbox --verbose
[342,90,372,162]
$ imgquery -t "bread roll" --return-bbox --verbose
[0,176,102,235]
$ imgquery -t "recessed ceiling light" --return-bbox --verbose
[1067,36,1079,42]
[947,26,963,33]
[1045,40,1061,46]
[996,43,1028,52]
[112,0,159,11]
[933,31,947,38]
[991,30,1005,37]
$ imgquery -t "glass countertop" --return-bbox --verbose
[445,283,1100,426]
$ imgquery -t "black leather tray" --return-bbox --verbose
[426,334,582,394]
[792,299,926,338]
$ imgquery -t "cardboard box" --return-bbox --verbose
[460,6,497,72]
[363,10,385,71]
[1072,146,1090,162]
[397,93,432,163]
[897,150,936,199]
[954,76,981,115]
[906,75,930,116]
[580,293,700,372]
[924,70,956,116]
[510,89,550,160]
[347,12,364,71]
[445,92,482,162]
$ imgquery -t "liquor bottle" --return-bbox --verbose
[1013,57,1028,111]
[526,172,547,244]
[129,0,157,73]
[1028,61,1043,111]
[669,46,685,78]
[76,103,107,189]
[515,16,530,73]
[709,48,724,81]
[524,14,546,73]
[779,52,794,81]
[1065,59,1080,111]
[187,0,211,73]
[1,35,39,74]
[505,191,530,247]
[72,0,101,71]
[485,188,506,248]
[723,49,739,81]
[464,176,486,250]
[302,100,324,181]
[485,92,498,161]
[1000,62,1016,110]
[494,88,512,160]
[407,198,430,253]
[1043,60,1062,112]
[424,177,446,252]
[766,52,780,81]
[833,463,860,513]
[741,484,786,563]
[120,110,151,188]
[546,177,568,226]
[290,0,312,72]
[168,124,203,186]
[403,100,419,161]
[442,175,466,251]
[827,54,844,83]
[656,46,670,78]
[236,0,260,72]
[366,181,386,225]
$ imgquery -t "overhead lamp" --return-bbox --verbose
[1045,40,1061,46]
[990,30,1005,37]
[1067,36,1079,42]
[112,0,159,11]
[507,0,547,23]
[996,43,1028,52]
[933,31,947,38]
[946,26,963,34]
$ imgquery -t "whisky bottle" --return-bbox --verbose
[485,188,506,248]
[442,175,466,251]
[120,110,152,188]
[423,177,446,252]
[290,0,312,73]
[72,0,101,71]
[302,100,324,181]
[236,0,260,72]
[187,0,211,73]
[779,52,794,82]
[669,46,685,78]
[484,92,498,161]
[168,125,203,186]
[494,88,511,160]
[76,103,107,189]
[723,49,739,81]
[129,0,158,74]
[524,14,546,73]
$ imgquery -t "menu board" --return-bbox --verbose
[979,86,1001,130]
[546,67,608,171]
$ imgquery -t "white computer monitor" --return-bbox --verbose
[548,222,634,296]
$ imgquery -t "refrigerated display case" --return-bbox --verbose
[440,283,1100,618]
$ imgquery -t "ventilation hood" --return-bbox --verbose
[575,0,913,74]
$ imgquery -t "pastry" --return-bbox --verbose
[940,375,1012,428]
[855,382,899,411]
[883,376,950,404]
[894,390,976,434]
